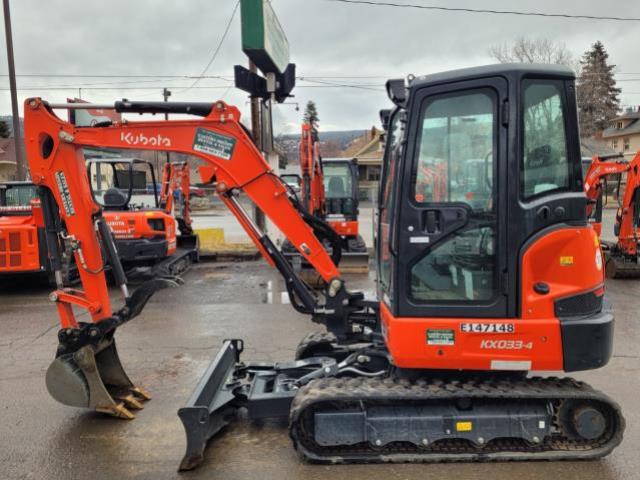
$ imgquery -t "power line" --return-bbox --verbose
[182,1,239,92]
[323,0,640,21]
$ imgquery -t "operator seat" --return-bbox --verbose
[103,187,129,209]
[327,176,346,214]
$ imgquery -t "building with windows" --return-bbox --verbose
[340,127,384,201]
[602,108,640,157]
[0,138,17,181]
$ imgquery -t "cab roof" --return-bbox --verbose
[408,63,575,90]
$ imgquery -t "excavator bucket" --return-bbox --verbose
[45,278,177,418]
[46,339,151,419]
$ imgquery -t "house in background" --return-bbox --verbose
[340,127,383,201]
[0,138,16,181]
[602,107,640,157]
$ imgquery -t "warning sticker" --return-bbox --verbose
[192,128,236,160]
[427,329,455,346]
[560,256,574,266]
[55,171,75,216]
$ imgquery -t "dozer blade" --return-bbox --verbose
[46,340,150,419]
[178,339,243,471]
[337,251,370,274]
[177,340,339,471]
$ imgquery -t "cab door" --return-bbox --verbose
[394,78,509,318]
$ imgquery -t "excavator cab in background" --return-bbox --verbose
[87,157,198,278]
[25,63,624,473]
[323,158,366,251]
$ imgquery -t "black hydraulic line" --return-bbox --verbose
[96,218,128,288]
[114,100,213,117]
[258,234,316,314]
[38,187,63,276]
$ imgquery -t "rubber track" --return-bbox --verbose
[289,376,625,463]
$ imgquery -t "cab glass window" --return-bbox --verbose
[522,80,570,199]
[413,92,494,212]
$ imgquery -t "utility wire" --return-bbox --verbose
[181,1,239,93]
[323,0,640,21]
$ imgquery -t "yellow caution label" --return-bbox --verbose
[456,421,473,432]
[560,256,574,266]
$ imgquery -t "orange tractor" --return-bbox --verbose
[25,64,623,472]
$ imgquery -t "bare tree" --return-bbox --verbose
[489,37,578,72]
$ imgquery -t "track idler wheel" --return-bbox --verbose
[45,339,150,419]
[558,400,608,441]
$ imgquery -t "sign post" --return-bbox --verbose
[239,0,294,233]
[240,0,290,76]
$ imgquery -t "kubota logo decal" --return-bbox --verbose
[121,132,172,147]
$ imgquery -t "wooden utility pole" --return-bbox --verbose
[163,88,171,166]
[2,0,25,180]
[249,60,265,230]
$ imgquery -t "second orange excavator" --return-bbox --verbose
[583,151,640,277]
[282,123,368,272]
[88,157,199,279]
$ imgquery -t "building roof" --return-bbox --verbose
[341,129,384,165]
[580,137,617,157]
[602,118,640,138]
[0,138,16,165]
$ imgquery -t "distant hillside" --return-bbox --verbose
[276,130,369,164]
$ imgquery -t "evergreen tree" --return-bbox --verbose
[577,41,621,138]
[303,101,319,137]
[0,120,10,138]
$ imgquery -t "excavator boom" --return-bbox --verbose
[24,96,373,425]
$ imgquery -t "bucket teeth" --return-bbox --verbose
[131,386,152,401]
[117,394,145,410]
[96,402,136,420]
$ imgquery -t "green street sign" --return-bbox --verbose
[241,0,290,75]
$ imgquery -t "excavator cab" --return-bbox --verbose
[323,158,359,221]
[377,65,608,367]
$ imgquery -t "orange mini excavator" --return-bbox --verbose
[282,123,368,272]
[26,64,623,472]
[584,152,640,277]
[87,157,198,278]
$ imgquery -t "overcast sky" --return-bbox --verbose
[2,0,640,133]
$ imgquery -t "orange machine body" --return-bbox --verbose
[381,226,604,370]
[102,209,178,255]
[0,210,41,273]
[327,219,358,237]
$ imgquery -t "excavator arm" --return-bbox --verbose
[159,160,194,235]
[583,154,629,218]
[24,97,375,424]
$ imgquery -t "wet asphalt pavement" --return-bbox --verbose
[1,254,639,480]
